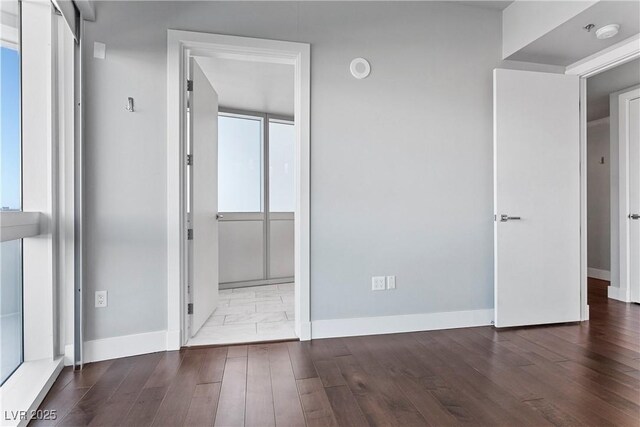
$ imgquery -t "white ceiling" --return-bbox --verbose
[507,1,640,66]
[195,57,294,117]
[587,58,640,121]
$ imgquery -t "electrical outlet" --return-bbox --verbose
[387,275,396,290]
[95,290,107,308]
[372,276,386,291]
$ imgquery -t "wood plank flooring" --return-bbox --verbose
[34,279,639,426]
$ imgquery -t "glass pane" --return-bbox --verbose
[269,121,295,212]
[1,239,23,385]
[1,0,21,211]
[218,115,263,212]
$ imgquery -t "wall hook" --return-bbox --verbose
[125,97,135,112]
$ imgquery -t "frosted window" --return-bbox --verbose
[218,115,263,212]
[269,122,295,212]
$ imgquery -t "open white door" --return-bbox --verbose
[628,97,640,303]
[494,69,581,327]
[190,59,219,337]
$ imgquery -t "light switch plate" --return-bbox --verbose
[95,290,107,308]
[387,275,396,290]
[372,276,386,291]
[93,42,106,59]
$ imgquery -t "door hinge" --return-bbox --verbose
[187,303,193,314]
[187,154,193,166]
[186,79,193,92]
[187,229,193,240]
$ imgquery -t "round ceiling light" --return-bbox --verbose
[596,24,620,40]
[350,58,371,79]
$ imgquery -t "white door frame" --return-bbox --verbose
[166,30,311,349]
[616,87,640,302]
[566,33,640,318]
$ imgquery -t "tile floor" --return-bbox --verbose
[187,283,296,346]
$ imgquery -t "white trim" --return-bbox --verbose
[566,33,640,78]
[82,331,167,364]
[64,344,73,366]
[608,285,630,302]
[311,309,494,340]
[587,268,611,281]
[167,30,311,349]
[569,37,640,321]
[0,357,63,427]
[579,77,589,321]
[617,87,640,305]
[21,0,56,364]
[0,212,42,242]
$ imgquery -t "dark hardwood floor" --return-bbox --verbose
[34,278,639,426]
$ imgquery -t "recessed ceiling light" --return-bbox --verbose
[596,24,620,40]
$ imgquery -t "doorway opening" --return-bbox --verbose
[585,59,640,305]
[188,64,297,345]
[166,31,311,349]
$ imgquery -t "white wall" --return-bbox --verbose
[83,1,509,341]
[587,118,610,273]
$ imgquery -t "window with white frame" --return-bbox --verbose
[218,112,295,214]
[1,0,76,421]
[218,114,264,212]
[268,119,295,213]
[0,0,23,386]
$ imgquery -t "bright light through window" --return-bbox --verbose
[0,0,23,385]
[218,115,263,212]
[1,47,21,211]
[269,121,295,212]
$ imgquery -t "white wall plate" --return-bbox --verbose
[350,57,371,79]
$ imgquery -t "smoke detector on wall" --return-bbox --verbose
[596,24,620,40]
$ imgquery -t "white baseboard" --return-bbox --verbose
[588,268,611,281]
[608,286,629,302]
[83,330,168,363]
[311,309,494,339]
[166,329,181,351]
[298,321,312,341]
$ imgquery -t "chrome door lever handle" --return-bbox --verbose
[216,214,224,220]
[500,214,521,222]
[629,213,640,220]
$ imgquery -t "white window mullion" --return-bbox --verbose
[21,0,55,363]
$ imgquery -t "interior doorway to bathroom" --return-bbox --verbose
[167,31,311,347]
